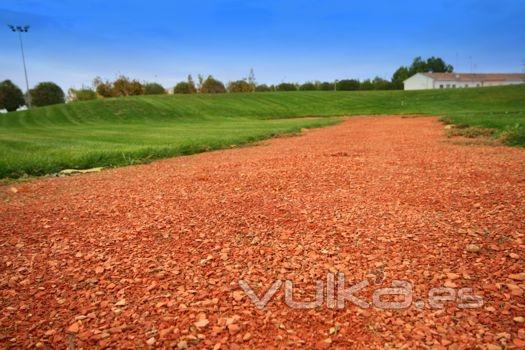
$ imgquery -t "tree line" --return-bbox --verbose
[0,57,453,112]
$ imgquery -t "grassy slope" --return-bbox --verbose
[1,85,524,178]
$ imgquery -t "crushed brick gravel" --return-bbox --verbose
[1,116,525,349]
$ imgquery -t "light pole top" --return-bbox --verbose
[8,24,32,108]
[8,25,30,32]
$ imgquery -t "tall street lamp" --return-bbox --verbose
[8,25,31,108]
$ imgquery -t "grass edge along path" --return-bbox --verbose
[1,84,524,179]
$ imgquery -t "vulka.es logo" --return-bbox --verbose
[239,272,483,310]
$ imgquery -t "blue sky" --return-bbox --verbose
[1,0,524,90]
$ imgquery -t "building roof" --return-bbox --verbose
[420,72,525,82]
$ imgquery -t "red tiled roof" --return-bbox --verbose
[421,72,525,82]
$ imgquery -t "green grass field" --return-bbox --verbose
[1,85,524,179]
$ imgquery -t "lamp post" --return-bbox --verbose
[8,25,31,108]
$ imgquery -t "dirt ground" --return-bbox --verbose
[1,116,524,349]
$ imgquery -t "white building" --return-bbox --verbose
[403,72,525,90]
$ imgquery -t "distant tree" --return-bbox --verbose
[68,88,97,101]
[113,76,144,96]
[255,84,271,92]
[318,82,335,91]
[371,77,392,90]
[173,82,191,94]
[228,80,253,93]
[0,80,25,112]
[29,82,65,107]
[425,56,454,73]
[93,77,114,98]
[144,83,166,95]
[299,82,317,91]
[391,56,454,90]
[336,79,360,91]
[360,79,374,90]
[200,76,226,93]
[129,81,144,95]
[276,83,297,91]
[391,66,411,90]
[409,57,428,74]
[113,76,128,96]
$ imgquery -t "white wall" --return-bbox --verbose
[483,80,525,87]
[403,73,434,90]
[433,80,481,89]
[405,74,525,90]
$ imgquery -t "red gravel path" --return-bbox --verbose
[1,116,525,349]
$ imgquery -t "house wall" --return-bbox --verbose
[434,80,481,89]
[404,74,525,90]
[403,74,434,90]
[434,80,525,88]
[483,80,525,87]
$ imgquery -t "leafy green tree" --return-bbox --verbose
[227,80,253,93]
[371,77,392,90]
[0,80,25,112]
[360,79,374,90]
[391,56,454,89]
[144,83,166,95]
[425,56,453,73]
[276,83,297,91]
[29,82,65,107]
[173,82,190,94]
[391,67,410,90]
[255,84,271,92]
[299,82,317,91]
[336,79,360,91]
[173,82,193,94]
[174,76,197,94]
[200,76,226,93]
[409,57,428,74]
[318,82,335,91]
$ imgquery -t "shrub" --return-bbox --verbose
[174,75,197,94]
[371,77,392,90]
[336,79,360,91]
[228,80,253,93]
[0,80,25,112]
[113,76,144,96]
[319,82,334,91]
[173,82,195,94]
[29,82,65,107]
[93,77,114,98]
[299,82,317,91]
[276,83,297,91]
[359,79,373,90]
[200,76,226,93]
[144,83,166,95]
[68,88,97,102]
[255,84,271,92]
